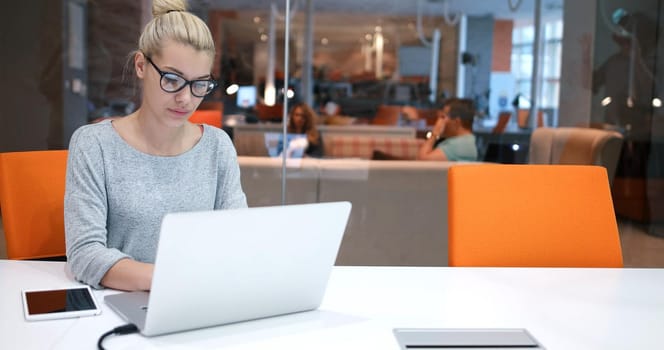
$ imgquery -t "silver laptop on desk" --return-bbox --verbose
[105,201,351,336]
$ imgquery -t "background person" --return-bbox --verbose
[416,98,478,161]
[592,11,656,135]
[286,102,323,158]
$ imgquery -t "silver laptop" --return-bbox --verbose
[105,201,351,336]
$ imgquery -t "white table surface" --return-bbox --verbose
[1,260,663,349]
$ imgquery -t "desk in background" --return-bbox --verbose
[415,125,532,163]
[474,128,532,163]
[1,260,663,349]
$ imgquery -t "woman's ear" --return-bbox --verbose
[135,52,146,79]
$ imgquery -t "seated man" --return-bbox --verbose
[415,98,478,161]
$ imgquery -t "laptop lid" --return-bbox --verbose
[105,201,351,336]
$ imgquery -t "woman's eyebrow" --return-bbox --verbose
[163,65,211,79]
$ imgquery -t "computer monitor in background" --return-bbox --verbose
[236,86,257,109]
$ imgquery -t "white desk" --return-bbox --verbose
[2,260,663,349]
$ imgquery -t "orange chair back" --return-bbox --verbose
[189,110,222,128]
[448,164,623,267]
[0,150,68,259]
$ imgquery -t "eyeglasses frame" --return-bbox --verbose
[143,54,218,98]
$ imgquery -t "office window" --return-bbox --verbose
[511,20,563,109]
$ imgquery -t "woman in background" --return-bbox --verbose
[287,103,323,158]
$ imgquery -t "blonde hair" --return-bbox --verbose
[138,0,215,59]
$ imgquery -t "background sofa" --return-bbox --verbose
[233,124,417,157]
[237,156,478,267]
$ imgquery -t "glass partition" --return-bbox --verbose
[589,0,664,262]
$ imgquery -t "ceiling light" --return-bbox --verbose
[226,84,239,95]
[601,97,612,107]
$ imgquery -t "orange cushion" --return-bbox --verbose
[189,110,222,128]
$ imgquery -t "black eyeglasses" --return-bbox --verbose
[144,55,218,98]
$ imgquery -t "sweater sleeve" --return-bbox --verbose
[64,127,130,288]
[214,129,248,210]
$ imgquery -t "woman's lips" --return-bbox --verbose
[168,108,190,117]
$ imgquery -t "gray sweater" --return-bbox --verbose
[64,121,247,288]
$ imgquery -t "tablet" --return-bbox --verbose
[393,328,545,349]
[22,286,102,321]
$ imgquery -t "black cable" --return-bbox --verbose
[97,324,139,350]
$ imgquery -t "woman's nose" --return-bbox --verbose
[175,86,193,105]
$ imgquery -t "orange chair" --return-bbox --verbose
[448,164,623,267]
[0,150,68,260]
[189,110,222,128]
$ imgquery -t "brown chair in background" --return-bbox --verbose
[371,105,402,126]
[255,103,284,122]
[419,108,438,126]
[0,150,68,260]
[491,112,512,134]
[517,109,544,128]
[529,127,624,185]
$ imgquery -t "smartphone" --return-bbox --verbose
[22,286,102,321]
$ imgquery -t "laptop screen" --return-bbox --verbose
[264,132,308,158]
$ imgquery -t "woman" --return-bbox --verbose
[64,0,247,291]
[286,103,323,157]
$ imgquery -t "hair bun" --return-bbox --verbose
[152,0,188,17]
